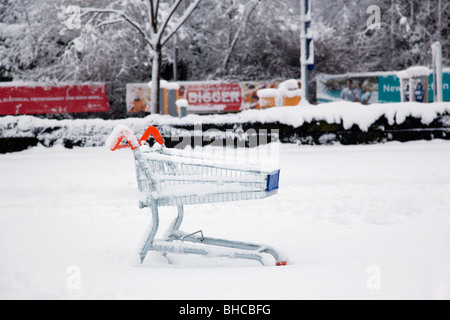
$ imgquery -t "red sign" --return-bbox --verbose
[182,83,242,112]
[0,84,110,115]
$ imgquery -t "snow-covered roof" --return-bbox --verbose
[406,66,431,77]
[278,80,302,98]
[175,99,188,107]
[397,70,409,79]
[316,67,450,82]
[151,80,181,90]
[256,88,278,98]
[159,80,181,90]
[0,81,105,87]
[257,80,302,100]
[316,71,399,81]
[279,79,299,90]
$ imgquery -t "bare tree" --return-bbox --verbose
[222,0,261,73]
[81,0,202,114]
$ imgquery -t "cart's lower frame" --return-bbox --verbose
[140,204,287,266]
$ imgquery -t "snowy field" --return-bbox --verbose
[1,140,450,300]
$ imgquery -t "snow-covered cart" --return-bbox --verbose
[107,125,286,266]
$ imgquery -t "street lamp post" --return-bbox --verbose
[300,0,314,103]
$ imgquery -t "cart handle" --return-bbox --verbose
[139,126,165,146]
[108,125,165,151]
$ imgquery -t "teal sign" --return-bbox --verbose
[428,73,450,102]
[378,73,450,103]
[378,76,401,102]
[318,72,450,103]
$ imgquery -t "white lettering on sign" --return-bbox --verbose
[383,85,400,93]
[187,90,241,105]
[212,91,221,103]
[204,92,212,103]
[230,91,240,102]
[188,92,197,104]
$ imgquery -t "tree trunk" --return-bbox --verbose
[150,43,162,114]
[222,0,260,73]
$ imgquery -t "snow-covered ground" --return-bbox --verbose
[1,141,449,300]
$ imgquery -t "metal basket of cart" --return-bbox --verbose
[107,125,286,266]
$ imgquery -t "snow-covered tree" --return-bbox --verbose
[1,0,448,111]
[175,0,300,80]
[312,0,449,74]
[0,0,65,82]
[81,0,202,114]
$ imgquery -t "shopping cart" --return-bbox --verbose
[107,125,286,266]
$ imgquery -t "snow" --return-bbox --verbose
[2,102,450,146]
[399,16,408,26]
[397,70,409,79]
[157,80,181,90]
[105,125,139,150]
[406,66,431,77]
[0,81,107,87]
[0,23,27,38]
[279,79,299,91]
[157,182,259,198]
[142,146,279,172]
[175,99,188,108]
[256,88,278,98]
[278,79,302,99]
[1,140,450,299]
[317,70,400,81]
[73,38,85,53]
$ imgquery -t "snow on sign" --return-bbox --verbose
[0,83,110,115]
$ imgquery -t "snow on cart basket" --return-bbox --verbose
[106,125,286,266]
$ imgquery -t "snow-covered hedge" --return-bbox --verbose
[1,102,450,153]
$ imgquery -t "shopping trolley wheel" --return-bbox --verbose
[276,261,288,266]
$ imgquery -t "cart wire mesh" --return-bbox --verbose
[136,148,280,208]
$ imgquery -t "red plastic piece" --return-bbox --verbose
[111,136,140,151]
[276,261,287,266]
[139,126,165,146]
[110,126,165,151]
